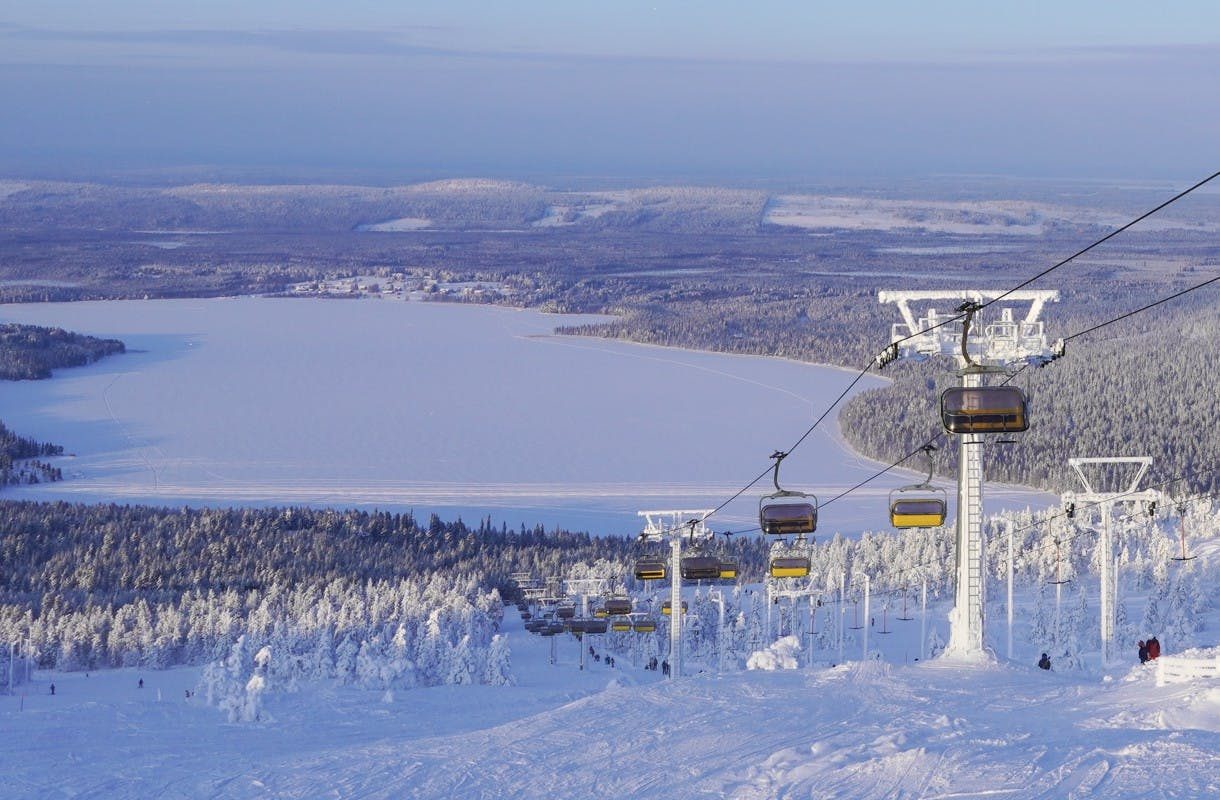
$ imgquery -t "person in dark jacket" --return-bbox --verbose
[1038,653,1051,670]
[1138,640,1149,664]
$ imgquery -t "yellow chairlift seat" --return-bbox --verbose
[889,496,948,529]
[940,386,1029,434]
[718,560,738,580]
[610,619,632,632]
[593,608,609,618]
[632,618,657,633]
[770,555,811,579]
[634,558,667,581]
[661,600,687,616]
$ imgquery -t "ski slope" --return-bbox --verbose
[5,602,1218,800]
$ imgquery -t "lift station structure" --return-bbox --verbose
[878,289,1061,659]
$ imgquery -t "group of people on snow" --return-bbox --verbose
[1037,635,1163,671]
[1138,637,1161,664]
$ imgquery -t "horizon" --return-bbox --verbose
[2,4,1218,183]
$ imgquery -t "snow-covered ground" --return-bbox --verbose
[0,297,1051,534]
[5,588,1218,800]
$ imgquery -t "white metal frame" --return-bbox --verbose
[1061,456,1162,667]
[879,289,1060,660]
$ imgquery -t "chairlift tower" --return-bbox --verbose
[1061,457,1162,667]
[768,579,821,666]
[638,509,714,681]
[879,289,1060,659]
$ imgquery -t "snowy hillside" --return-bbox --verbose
[4,602,1218,799]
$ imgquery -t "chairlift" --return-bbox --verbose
[1047,538,1071,585]
[759,451,818,535]
[593,608,609,618]
[634,556,668,582]
[889,445,948,529]
[610,618,632,632]
[940,386,1029,435]
[632,618,657,633]
[582,618,608,635]
[555,604,576,620]
[769,555,811,579]
[717,560,739,580]
[661,600,687,616]
[680,554,721,581]
[604,597,633,616]
[1171,503,1197,562]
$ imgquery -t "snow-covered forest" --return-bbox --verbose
[841,295,1220,494]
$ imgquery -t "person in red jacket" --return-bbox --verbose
[1147,637,1161,660]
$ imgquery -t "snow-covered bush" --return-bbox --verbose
[747,635,802,671]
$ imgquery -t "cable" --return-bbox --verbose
[825,466,1219,600]
[655,170,1220,537]
[1062,272,1220,343]
[813,266,1220,512]
[807,482,1220,610]
[818,433,945,509]
[978,170,1220,311]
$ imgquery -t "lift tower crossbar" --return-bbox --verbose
[879,289,1060,660]
[1061,456,1162,667]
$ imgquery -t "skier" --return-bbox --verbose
[662,659,670,676]
[138,678,144,689]
[1147,637,1161,660]
[1138,640,1149,664]
[50,683,55,695]
[1037,653,1051,670]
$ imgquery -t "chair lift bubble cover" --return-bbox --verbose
[940,386,1028,434]
[760,499,817,535]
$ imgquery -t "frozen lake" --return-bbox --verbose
[0,298,1050,534]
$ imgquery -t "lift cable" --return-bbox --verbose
[977,170,1220,313]
[818,465,1218,603]
[1061,272,1220,344]
[818,433,946,510]
[816,480,1220,609]
[656,170,1220,536]
[811,268,1220,512]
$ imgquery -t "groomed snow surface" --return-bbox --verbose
[5,602,1218,799]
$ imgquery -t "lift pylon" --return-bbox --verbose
[637,509,714,681]
[879,289,1060,660]
[1061,456,1162,667]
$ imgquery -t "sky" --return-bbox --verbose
[0,2,1218,183]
